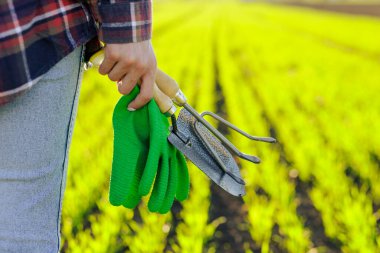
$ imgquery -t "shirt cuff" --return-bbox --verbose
[97,0,152,43]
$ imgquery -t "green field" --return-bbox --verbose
[61,2,380,252]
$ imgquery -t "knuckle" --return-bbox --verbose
[152,57,157,69]
[146,60,157,75]
[123,57,136,66]
[140,93,152,103]
[98,68,106,75]
[118,84,127,94]
[106,51,118,61]
[135,63,146,73]
[129,78,138,86]
[108,74,118,82]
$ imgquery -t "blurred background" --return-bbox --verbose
[61,0,380,252]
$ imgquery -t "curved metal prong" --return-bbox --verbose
[239,153,261,164]
[182,104,263,165]
[201,111,277,143]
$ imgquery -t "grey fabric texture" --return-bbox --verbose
[0,46,83,253]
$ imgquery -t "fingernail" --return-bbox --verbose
[127,107,136,111]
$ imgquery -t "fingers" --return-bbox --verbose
[127,73,155,111]
[109,150,138,206]
[148,156,169,212]
[99,42,157,109]
[175,151,190,201]
[158,146,179,214]
[122,151,148,209]
[107,61,129,82]
[98,49,116,75]
[138,132,161,196]
[118,72,140,95]
[109,97,141,206]
[104,59,154,110]
[138,98,167,196]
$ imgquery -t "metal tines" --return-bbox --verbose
[153,68,277,196]
[171,103,276,186]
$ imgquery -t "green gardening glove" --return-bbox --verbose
[145,108,190,213]
[110,86,190,213]
[156,144,190,214]
[145,110,190,213]
[110,88,145,208]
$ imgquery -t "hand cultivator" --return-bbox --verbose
[88,50,276,198]
[153,69,276,196]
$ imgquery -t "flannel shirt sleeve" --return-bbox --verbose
[88,0,152,43]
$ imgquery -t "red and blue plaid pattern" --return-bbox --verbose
[0,0,152,105]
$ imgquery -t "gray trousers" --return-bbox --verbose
[0,46,83,252]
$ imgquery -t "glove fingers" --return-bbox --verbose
[175,151,190,201]
[110,141,139,206]
[138,101,167,196]
[122,150,148,208]
[148,154,169,212]
[158,146,179,214]
[110,87,143,206]
[138,142,160,196]
[122,194,141,209]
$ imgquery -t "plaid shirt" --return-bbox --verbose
[0,0,152,105]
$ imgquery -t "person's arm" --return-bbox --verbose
[88,0,156,110]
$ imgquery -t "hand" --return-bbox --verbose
[98,41,157,110]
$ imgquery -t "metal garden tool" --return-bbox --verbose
[87,50,276,197]
[153,70,276,197]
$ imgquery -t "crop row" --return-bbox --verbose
[219,3,380,252]
[215,5,312,252]
[247,3,380,57]
[62,2,380,252]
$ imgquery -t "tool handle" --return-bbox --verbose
[87,50,104,68]
[155,69,187,106]
[153,83,176,116]
[87,49,176,116]
[155,69,186,106]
